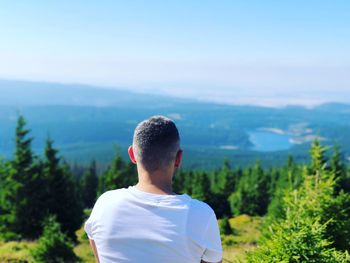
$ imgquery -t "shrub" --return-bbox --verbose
[247,161,350,262]
[219,217,233,235]
[31,216,80,263]
[247,217,349,263]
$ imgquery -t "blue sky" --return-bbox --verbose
[0,1,349,106]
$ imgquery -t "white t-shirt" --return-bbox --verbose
[85,186,222,263]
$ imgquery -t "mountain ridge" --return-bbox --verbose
[1,79,349,109]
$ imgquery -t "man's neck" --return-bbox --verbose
[135,182,174,195]
[136,168,174,195]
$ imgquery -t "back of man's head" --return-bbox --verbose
[133,116,180,172]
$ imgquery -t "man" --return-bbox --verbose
[85,116,222,263]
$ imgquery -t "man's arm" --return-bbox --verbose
[200,211,223,263]
[89,239,100,263]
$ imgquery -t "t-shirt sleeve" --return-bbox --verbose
[84,213,95,239]
[84,193,105,240]
[201,212,223,262]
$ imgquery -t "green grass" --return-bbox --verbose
[221,215,263,262]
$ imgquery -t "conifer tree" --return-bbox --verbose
[229,161,270,216]
[330,146,343,177]
[81,160,98,208]
[207,161,238,218]
[0,159,19,240]
[248,142,350,261]
[310,139,327,173]
[183,170,194,195]
[191,171,210,202]
[1,116,47,239]
[266,156,302,225]
[104,155,125,190]
[215,159,236,197]
[330,146,350,192]
[248,167,342,262]
[31,216,80,263]
[13,116,33,180]
[173,170,186,193]
[98,154,137,194]
[43,138,83,241]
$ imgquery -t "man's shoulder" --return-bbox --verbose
[95,188,129,204]
[188,197,216,218]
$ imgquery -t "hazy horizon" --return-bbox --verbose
[1,78,350,108]
[1,1,349,107]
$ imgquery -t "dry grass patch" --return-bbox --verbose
[0,240,36,263]
[73,224,95,262]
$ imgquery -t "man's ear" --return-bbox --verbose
[128,146,137,164]
[174,149,183,168]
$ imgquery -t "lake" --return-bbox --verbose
[248,130,293,152]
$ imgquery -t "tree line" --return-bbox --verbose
[1,116,350,262]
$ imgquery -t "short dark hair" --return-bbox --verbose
[133,116,180,171]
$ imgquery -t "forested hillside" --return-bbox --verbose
[1,116,349,262]
[1,80,350,170]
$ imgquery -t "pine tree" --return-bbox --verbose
[13,116,33,180]
[206,161,238,218]
[104,155,125,191]
[173,170,186,194]
[191,171,210,202]
[248,142,350,262]
[0,116,47,239]
[248,167,345,262]
[43,138,83,241]
[98,154,137,195]
[215,159,236,197]
[81,160,98,208]
[0,159,19,240]
[266,156,302,222]
[310,139,327,173]
[330,146,350,192]
[183,170,194,195]
[12,115,36,238]
[229,161,270,216]
[322,190,350,251]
